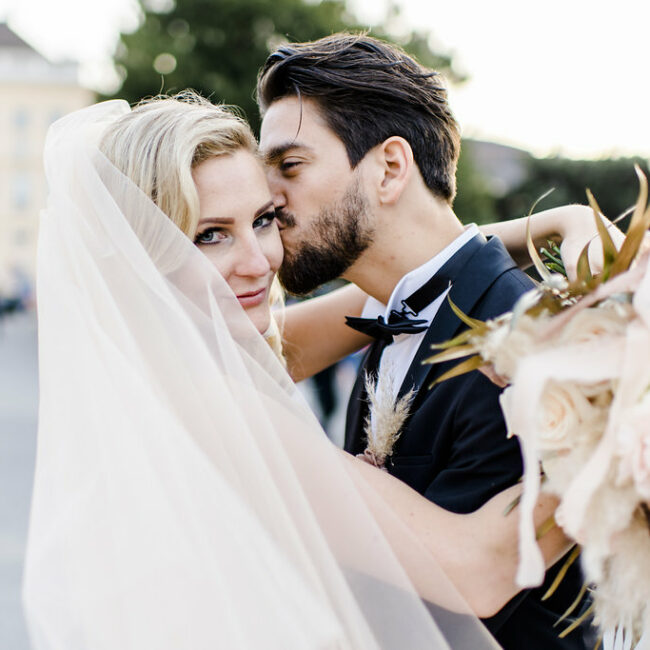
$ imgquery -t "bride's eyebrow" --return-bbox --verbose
[196,217,235,227]
[197,201,273,227]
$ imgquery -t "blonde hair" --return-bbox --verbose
[100,91,256,237]
[100,91,285,360]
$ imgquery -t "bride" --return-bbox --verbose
[23,92,604,649]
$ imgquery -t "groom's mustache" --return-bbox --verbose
[275,209,297,229]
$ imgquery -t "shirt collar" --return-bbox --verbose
[362,224,480,320]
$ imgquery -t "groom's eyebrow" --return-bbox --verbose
[255,200,274,217]
[262,142,312,166]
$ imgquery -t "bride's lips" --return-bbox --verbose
[236,287,267,308]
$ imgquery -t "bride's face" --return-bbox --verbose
[192,149,283,333]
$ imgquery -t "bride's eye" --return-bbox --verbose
[194,227,228,245]
[253,210,276,230]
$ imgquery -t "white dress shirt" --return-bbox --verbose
[362,224,480,402]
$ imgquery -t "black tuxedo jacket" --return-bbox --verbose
[344,235,593,650]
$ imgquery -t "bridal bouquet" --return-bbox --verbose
[427,168,650,647]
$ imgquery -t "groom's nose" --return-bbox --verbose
[265,171,287,212]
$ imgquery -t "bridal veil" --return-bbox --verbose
[23,101,499,649]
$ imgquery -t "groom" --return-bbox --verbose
[256,33,590,649]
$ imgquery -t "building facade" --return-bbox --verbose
[0,24,93,300]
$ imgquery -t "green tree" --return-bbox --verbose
[107,0,459,134]
[496,156,650,226]
[453,146,499,225]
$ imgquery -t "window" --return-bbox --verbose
[13,229,29,246]
[12,174,30,210]
[13,109,29,129]
[13,109,30,160]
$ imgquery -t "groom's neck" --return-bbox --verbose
[345,197,464,305]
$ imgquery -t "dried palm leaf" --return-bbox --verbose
[558,603,594,639]
[429,354,485,388]
[554,582,589,628]
[542,545,581,601]
[423,344,480,366]
[586,189,618,280]
[609,165,650,276]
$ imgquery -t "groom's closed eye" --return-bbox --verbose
[280,160,301,173]
[263,142,313,168]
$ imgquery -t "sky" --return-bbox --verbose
[1,0,649,160]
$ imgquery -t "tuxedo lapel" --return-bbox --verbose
[344,343,375,453]
[345,234,483,453]
[345,235,520,454]
[397,237,519,404]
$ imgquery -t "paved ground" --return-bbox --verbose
[0,311,38,649]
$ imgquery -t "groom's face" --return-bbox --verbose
[259,96,375,295]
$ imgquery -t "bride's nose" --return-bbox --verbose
[233,234,272,278]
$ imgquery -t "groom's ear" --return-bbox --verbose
[372,136,414,206]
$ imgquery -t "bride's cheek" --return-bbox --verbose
[198,246,233,282]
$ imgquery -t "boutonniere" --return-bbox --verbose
[359,364,414,470]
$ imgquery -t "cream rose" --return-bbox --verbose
[536,380,605,455]
[484,313,549,380]
[616,392,650,498]
[632,432,650,499]
[557,300,633,347]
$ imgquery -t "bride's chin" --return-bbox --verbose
[246,306,271,336]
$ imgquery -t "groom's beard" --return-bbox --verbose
[277,180,374,295]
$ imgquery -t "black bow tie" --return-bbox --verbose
[345,310,428,342]
[346,272,452,342]
[345,233,488,344]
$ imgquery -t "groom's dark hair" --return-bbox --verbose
[256,33,461,202]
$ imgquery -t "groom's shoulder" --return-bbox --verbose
[450,234,536,321]
[471,253,535,322]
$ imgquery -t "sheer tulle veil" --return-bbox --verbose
[23,101,499,649]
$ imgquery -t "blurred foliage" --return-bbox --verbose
[496,156,650,226]
[106,0,460,134]
[105,0,650,229]
[455,145,650,228]
[453,146,499,225]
